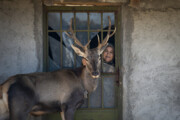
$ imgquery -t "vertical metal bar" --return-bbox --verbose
[87,12,90,108]
[114,12,118,70]
[87,12,90,47]
[101,12,104,109]
[46,11,49,72]
[60,12,63,69]
[101,12,103,71]
[43,6,46,72]
[116,7,123,120]
[74,12,77,68]
[114,12,118,108]
[101,75,104,109]
[120,7,123,120]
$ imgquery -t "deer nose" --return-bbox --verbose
[92,71,99,76]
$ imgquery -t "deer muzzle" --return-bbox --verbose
[91,71,100,78]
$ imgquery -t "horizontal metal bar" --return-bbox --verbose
[101,72,116,76]
[47,29,115,32]
[45,6,118,12]
[79,108,118,111]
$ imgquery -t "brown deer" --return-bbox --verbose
[0,17,116,120]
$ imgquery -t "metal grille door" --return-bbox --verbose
[43,6,121,120]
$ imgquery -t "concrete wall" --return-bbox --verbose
[122,2,180,120]
[0,0,179,120]
[0,0,43,83]
[44,0,127,6]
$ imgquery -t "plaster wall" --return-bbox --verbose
[138,0,180,9]
[43,0,127,6]
[122,7,180,120]
[0,0,180,120]
[0,0,43,83]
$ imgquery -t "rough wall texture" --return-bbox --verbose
[129,0,180,9]
[0,0,180,120]
[138,0,180,9]
[44,0,127,6]
[0,0,43,83]
[122,7,180,120]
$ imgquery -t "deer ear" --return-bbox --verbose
[99,43,109,54]
[71,45,86,57]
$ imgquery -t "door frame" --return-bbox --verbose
[43,5,123,120]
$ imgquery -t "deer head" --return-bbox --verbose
[65,17,116,78]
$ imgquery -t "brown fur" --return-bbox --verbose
[0,17,115,120]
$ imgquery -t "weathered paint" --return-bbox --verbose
[0,0,180,120]
[122,6,180,120]
[0,0,43,84]
[128,0,180,9]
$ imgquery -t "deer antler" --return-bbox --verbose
[65,17,116,50]
[98,16,116,49]
[65,18,90,51]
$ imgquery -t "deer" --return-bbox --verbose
[0,16,116,120]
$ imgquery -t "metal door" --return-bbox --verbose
[43,6,122,120]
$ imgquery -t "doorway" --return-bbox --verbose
[43,6,122,120]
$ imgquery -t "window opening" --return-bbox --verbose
[47,10,116,109]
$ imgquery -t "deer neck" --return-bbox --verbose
[81,66,99,93]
